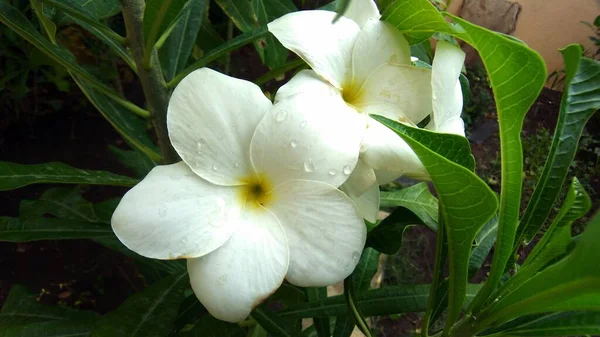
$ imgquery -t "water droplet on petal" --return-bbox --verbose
[303,159,314,173]
[196,139,206,152]
[300,120,307,128]
[158,204,167,218]
[180,237,188,244]
[234,162,240,168]
[290,139,298,148]
[352,251,360,261]
[343,165,352,175]
[328,169,337,176]
[212,165,218,171]
[274,109,288,122]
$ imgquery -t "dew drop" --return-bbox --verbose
[158,204,167,218]
[212,165,218,171]
[328,169,337,176]
[300,120,307,128]
[234,162,240,168]
[303,159,315,173]
[352,251,360,261]
[343,165,352,175]
[290,139,298,148]
[180,237,188,244]
[274,109,288,122]
[196,139,206,152]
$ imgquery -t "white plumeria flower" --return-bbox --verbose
[111,68,367,323]
[268,0,466,222]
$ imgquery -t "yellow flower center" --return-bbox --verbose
[238,174,274,209]
[341,83,360,108]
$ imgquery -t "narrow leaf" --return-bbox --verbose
[379,182,438,230]
[0,216,114,241]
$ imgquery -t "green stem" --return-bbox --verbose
[120,0,179,163]
[422,212,447,337]
[255,58,306,86]
[40,0,126,44]
[167,27,270,89]
[142,0,173,69]
[344,276,373,337]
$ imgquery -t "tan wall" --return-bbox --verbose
[448,0,600,76]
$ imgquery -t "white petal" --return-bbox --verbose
[187,207,288,322]
[360,118,428,179]
[111,162,241,260]
[274,69,339,104]
[430,41,466,136]
[340,158,376,196]
[350,63,432,124]
[343,0,380,28]
[167,68,271,186]
[349,19,411,96]
[268,11,360,88]
[250,92,365,188]
[341,182,380,223]
[267,180,366,286]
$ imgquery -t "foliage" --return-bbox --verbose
[0,0,598,336]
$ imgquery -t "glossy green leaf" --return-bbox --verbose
[177,314,245,337]
[515,45,600,247]
[215,0,256,31]
[489,311,600,336]
[143,0,189,52]
[91,272,188,337]
[159,0,207,81]
[479,211,600,328]
[31,0,57,44]
[379,182,438,230]
[0,161,138,190]
[373,115,497,330]
[383,0,547,313]
[306,288,330,337]
[468,213,499,278]
[73,76,161,162]
[366,205,423,254]
[0,216,113,241]
[108,145,155,178]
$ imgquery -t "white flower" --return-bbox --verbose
[268,0,466,222]
[111,68,367,323]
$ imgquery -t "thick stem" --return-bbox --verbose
[119,0,178,164]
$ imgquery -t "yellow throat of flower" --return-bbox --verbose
[238,174,274,209]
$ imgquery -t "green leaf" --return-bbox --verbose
[91,272,188,337]
[468,213,499,278]
[0,161,138,191]
[0,216,114,241]
[143,0,189,53]
[352,248,380,291]
[251,308,294,337]
[60,0,120,19]
[19,187,114,223]
[251,0,295,68]
[379,182,438,230]
[72,76,161,162]
[479,211,600,328]
[306,288,330,337]
[373,115,498,330]
[332,316,354,337]
[159,0,207,81]
[31,0,57,44]
[515,45,600,246]
[490,311,600,336]
[108,145,155,178]
[383,0,547,313]
[215,0,257,31]
[366,206,423,254]
[177,314,245,337]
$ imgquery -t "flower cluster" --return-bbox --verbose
[111,0,465,323]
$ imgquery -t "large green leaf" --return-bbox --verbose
[374,115,498,329]
[306,288,330,337]
[251,0,295,68]
[383,0,546,313]
[0,161,138,190]
[108,145,155,178]
[468,213,499,278]
[143,0,189,53]
[366,205,424,254]
[379,182,438,230]
[515,45,600,247]
[72,76,161,162]
[478,211,600,329]
[0,216,114,241]
[159,0,207,81]
[488,311,600,336]
[91,272,188,337]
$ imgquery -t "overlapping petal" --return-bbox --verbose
[167,68,271,186]
[343,0,381,28]
[341,181,380,223]
[267,180,366,286]
[187,207,288,323]
[268,11,360,88]
[111,162,241,260]
[250,92,365,188]
[274,69,340,104]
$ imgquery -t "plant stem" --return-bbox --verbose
[120,0,178,164]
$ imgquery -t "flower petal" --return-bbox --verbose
[360,118,427,179]
[349,19,411,96]
[343,0,380,28]
[429,41,466,136]
[111,162,241,260]
[351,63,432,125]
[251,92,365,188]
[267,180,367,286]
[268,11,360,88]
[274,69,339,104]
[341,181,380,223]
[340,158,376,196]
[167,68,271,186]
[187,207,288,323]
